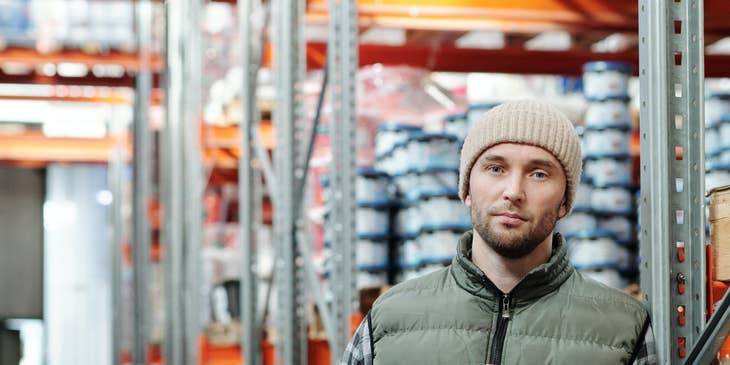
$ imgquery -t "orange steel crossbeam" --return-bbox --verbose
[0,130,129,165]
[0,47,163,71]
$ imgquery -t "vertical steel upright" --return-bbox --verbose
[328,0,359,361]
[182,0,205,363]
[239,0,262,363]
[110,115,126,365]
[638,0,705,363]
[162,0,185,364]
[272,0,307,362]
[132,1,153,364]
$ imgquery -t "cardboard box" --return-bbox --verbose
[709,185,730,281]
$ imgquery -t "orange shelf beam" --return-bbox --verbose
[0,47,163,72]
[0,130,129,165]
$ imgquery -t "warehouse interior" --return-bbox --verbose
[2,0,730,364]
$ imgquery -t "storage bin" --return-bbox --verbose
[444,112,469,140]
[417,192,470,228]
[357,236,390,267]
[375,123,421,158]
[569,234,632,271]
[358,270,388,289]
[583,128,631,156]
[357,168,390,204]
[407,133,460,171]
[556,212,598,236]
[394,201,421,237]
[706,126,721,157]
[356,202,391,237]
[417,228,462,263]
[584,156,633,186]
[584,96,632,129]
[573,180,593,211]
[705,93,730,127]
[398,238,420,268]
[591,186,633,215]
[582,61,632,99]
[597,215,635,244]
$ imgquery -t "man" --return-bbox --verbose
[342,100,656,365]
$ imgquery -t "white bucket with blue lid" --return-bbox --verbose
[444,112,469,140]
[568,229,632,272]
[406,132,460,171]
[556,211,598,237]
[583,127,632,156]
[582,61,632,99]
[375,122,422,159]
[356,201,391,237]
[356,168,391,205]
[417,190,470,228]
[705,93,730,127]
[584,95,632,130]
[357,234,390,268]
[584,154,633,186]
[590,184,634,216]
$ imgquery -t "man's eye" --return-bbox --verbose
[488,166,503,173]
[533,171,547,179]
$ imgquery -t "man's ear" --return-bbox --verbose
[558,198,568,219]
[464,192,471,208]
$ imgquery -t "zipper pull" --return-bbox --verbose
[502,295,511,319]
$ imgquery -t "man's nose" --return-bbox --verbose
[502,173,526,204]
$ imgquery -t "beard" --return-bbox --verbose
[470,203,559,259]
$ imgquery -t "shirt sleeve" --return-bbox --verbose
[632,320,658,365]
[340,312,374,365]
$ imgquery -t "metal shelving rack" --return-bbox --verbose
[131,1,154,363]
[327,0,359,362]
[271,0,309,362]
[639,0,730,363]
[116,0,730,363]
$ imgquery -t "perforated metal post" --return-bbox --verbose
[132,1,153,363]
[272,0,307,362]
[639,1,705,363]
[110,115,125,365]
[328,0,359,362]
[239,0,263,363]
[162,1,185,363]
[182,0,205,363]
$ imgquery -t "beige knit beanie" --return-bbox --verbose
[458,100,582,213]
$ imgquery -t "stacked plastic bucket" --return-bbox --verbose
[322,168,395,289]
[557,61,638,289]
[375,122,470,284]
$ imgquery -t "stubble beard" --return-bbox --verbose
[471,204,560,259]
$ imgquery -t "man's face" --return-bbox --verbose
[464,143,568,259]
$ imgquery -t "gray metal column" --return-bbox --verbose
[162,0,185,363]
[328,0,359,361]
[239,0,262,363]
[638,1,705,363]
[182,0,204,363]
[272,0,307,362]
[132,1,154,363]
[110,115,126,365]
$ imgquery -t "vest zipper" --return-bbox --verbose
[488,293,511,365]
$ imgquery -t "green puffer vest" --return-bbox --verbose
[370,231,648,365]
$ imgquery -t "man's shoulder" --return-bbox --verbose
[566,271,647,314]
[373,266,453,308]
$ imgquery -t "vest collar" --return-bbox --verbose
[451,230,574,307]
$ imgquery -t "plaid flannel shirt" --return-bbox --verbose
[341,312,657,365]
